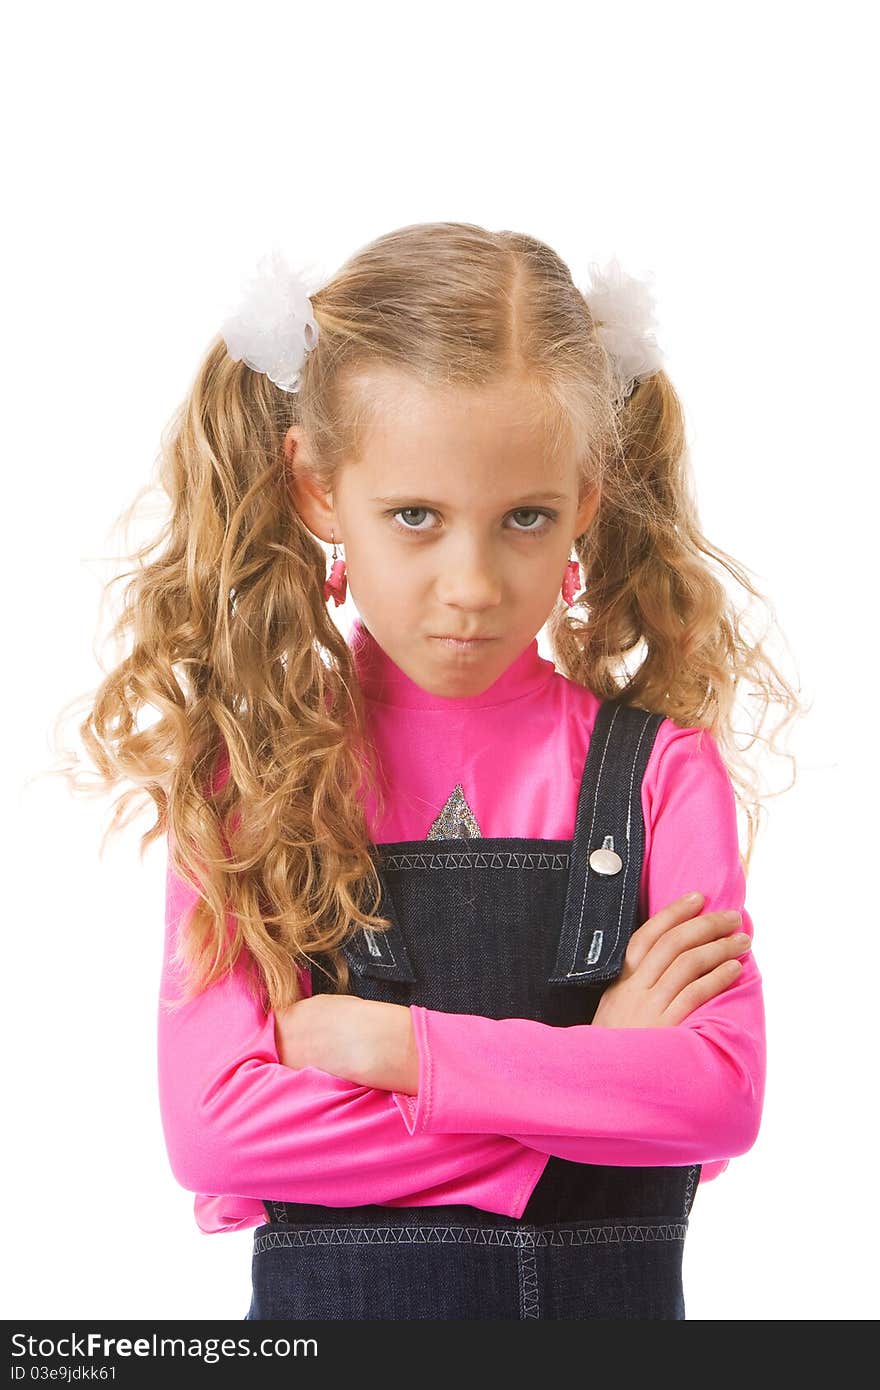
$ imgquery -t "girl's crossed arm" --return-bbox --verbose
[157,850,548,1221]
[280,722,767,1173]
[394,723,766,1168]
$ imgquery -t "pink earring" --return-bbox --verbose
[323,529,348,606]
[561,552,584,606]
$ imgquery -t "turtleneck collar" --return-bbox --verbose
[348,615,556,710]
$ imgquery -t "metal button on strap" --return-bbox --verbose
[588,834,623,875]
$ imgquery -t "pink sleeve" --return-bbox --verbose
[157,845,547,1221]
[390,722,766,1170]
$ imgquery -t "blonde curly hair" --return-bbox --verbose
[49,220,806,1018]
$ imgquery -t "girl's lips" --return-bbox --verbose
[432,635,496,650]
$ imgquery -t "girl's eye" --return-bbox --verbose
[390,508,434,532]
[389,507,556,537]
[508,509,556,534]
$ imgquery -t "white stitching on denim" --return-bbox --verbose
[683,1165,698,1218]
[381,850,570,871]
[357,931,399,967]
[566,705,619,976]
[517,1230,540,1319]
[567,709,654,979]
[605,711,653,968]
[353,926,399,969]
[254,1222,688,1252]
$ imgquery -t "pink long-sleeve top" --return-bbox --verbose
[157,616,766,1233]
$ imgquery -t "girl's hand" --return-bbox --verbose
[274,994,419,1094]
[591,892,751,1028]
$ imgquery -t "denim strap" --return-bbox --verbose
[341,860,418,983]
[548,700,665,986]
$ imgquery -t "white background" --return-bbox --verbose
[3,0,876,1322]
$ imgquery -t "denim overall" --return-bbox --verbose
[246,699,701,1320]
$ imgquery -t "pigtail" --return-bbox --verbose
[549,368,804,871]
[49,333,394,1013]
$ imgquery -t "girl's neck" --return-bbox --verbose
[348,616,556,710]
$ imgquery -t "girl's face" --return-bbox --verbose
[288,369,599,698]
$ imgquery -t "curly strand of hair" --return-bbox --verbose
[549,367,806,873]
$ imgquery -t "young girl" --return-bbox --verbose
[65,221,800,1321]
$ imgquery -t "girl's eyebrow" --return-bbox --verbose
[370,492,569,506]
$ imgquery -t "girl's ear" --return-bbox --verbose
[574,484,601,537]
[284,426,338,544]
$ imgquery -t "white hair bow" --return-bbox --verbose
[585,255,666,400]
[220,248,322,394]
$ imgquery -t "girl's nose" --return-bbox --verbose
[435,562,502,609]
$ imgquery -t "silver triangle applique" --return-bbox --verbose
[427,783,483,840]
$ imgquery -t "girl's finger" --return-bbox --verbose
[625,892,705,970]
[635,907,743,987]
[651,933,749,1009]
[659,959,744,1027]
